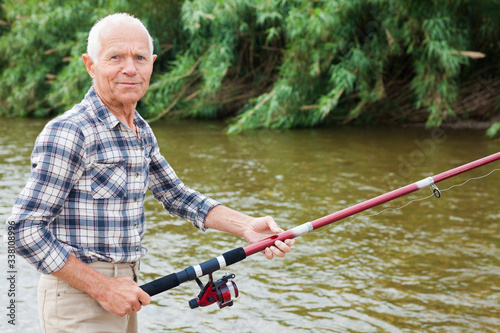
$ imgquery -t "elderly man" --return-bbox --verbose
[7,13,293,333]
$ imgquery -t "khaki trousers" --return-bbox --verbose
[38,261,140,333]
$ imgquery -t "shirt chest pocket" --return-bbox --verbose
[91,160,128,199]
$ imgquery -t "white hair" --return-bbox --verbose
[87,13,154,63]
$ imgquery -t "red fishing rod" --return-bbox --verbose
[141,152,500,308]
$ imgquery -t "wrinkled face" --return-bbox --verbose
[84,23,156,109]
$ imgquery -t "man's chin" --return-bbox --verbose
[116,91,146,105]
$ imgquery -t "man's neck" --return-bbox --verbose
[94,88,137,131]
[108,104,136,129]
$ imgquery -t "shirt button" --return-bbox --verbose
[135,246,140,251]
[133,198,137,202]
[135,173,140,178]
[134,221,137,227]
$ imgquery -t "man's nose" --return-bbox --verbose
[122,57,138,76]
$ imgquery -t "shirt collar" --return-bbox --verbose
[85,86,143,130]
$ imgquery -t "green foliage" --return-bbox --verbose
[0,0,7,36]
[0,0,8,105]
[0,0,498,136]
[228,0,500,132]
[0,0,182,117]
[144,0,286,121]
[487,121,500,138]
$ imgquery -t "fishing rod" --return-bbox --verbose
[140,152,500,309]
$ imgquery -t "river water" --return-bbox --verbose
[0,118,499,332]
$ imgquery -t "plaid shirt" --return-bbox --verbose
[7,87,219,274]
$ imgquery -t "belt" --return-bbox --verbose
[41,260,140,282]
[88,261,140,282]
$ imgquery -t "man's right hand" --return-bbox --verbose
[93,276,151,316]
[51,255,151,317]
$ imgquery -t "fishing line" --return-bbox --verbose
[223,167,500,288]
[141,153,500,309]
[319,167,500,235]
[226,167,500,299]
[439,167,500,193]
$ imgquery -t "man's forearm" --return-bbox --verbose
[204,205,253,237]
[203,205,293,259]
[51,254,109,299]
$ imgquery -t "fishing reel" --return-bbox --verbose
[189,273,239,309]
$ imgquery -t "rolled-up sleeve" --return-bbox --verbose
[147,134,219,231]
[5,119,85,274]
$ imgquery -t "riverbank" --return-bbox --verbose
[405,119,499,131]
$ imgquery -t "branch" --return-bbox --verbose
[147,74,202,123]
[149,57,203,89]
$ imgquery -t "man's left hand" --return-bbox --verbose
[242,216,295,259]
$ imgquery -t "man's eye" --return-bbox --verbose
[137,56,144,61]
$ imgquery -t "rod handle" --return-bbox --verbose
[140,247,247,296]
[141,273,180,296]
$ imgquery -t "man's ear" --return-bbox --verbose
[82,54,96,78]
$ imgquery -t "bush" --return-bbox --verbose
[1,0,499,135]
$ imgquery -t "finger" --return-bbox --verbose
[274,240,291,254]
[125,306,134,316]
[284,239,295,247]
[264,216,282,234]
[130,295,145,312]
[269,245,286,258]
[263,247,274,260]
[138,290,151,306]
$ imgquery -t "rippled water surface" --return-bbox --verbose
[0,118,499,332]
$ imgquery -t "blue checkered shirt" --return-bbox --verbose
[7,87,219,274]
